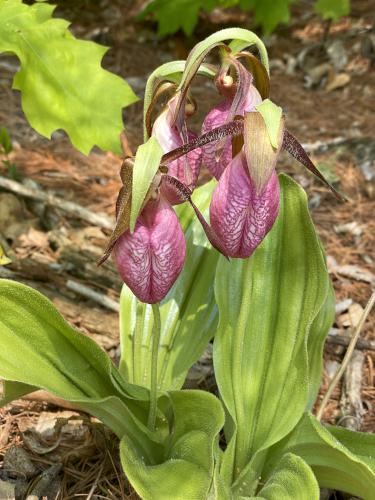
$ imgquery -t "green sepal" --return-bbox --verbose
[130,137,163,232]
[255,99,283,149]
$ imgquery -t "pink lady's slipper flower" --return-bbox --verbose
[152,95,201,205]
[98,158,187,304]
[209,109,284,259]
[201,66,262,180]
[209,151,279,258]
[114,197,185,304]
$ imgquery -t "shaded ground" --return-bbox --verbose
[0,0,374,497]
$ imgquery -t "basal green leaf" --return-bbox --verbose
[327,424,375,473]
[120,390,224,500]
[0,279,157,446]
[256,453,319,500]
[265,413,375,500]
[306,281,335,408]
[0,0,138,154]
[120,180,219,391]
[130,137,163,232]
[213,174,332,494]
[314,0,350,21]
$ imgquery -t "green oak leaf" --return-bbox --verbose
[314,0,350,21]
[0,0,138,154]
[139,0,216,37]
[239,0,296,34]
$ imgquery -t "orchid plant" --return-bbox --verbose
[0,4,374,498]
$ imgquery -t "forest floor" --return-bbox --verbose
[0,0,374,497]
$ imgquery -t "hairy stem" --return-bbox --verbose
[148,303,162,431]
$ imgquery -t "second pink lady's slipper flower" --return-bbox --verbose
[209,151,279,258]
[152,95,202,205]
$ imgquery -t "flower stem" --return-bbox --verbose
[148,303,161,431]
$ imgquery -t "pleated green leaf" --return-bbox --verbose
[213,174,333,494]
[306,281,335,408]
[265,413,375,500]
[327,424,375,473]
[120,180,219,391]
[0,0,138,154]
[255,453,319,500]
[0,279,158,448]
[120,390,224,500]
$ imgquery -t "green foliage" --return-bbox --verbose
[0,127,22,180]
[0,279,152,443]
[139,0,216,37]
[314,0,350,21]
[239,0,296,35]
[140,0,351,37]
[213,174,333,495]
[120,180,219,391]
[256,453,319,499]
[265,413,375,499]
[0,0,138,155]
[1,175,375,499]
[120,390,225,500]
[0,126,12,154]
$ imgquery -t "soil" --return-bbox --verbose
[0,0,374,497]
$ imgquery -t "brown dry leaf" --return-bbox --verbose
[18,228,49,250]
[326,72,351,92]
[0,419,12,448]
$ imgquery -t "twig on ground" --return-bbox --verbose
[317,290,375,421]
[329,263,375,286]
[0,175,113,230]
[327,330,375,352]
[66,280,119,312]
[338,350,365,431]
